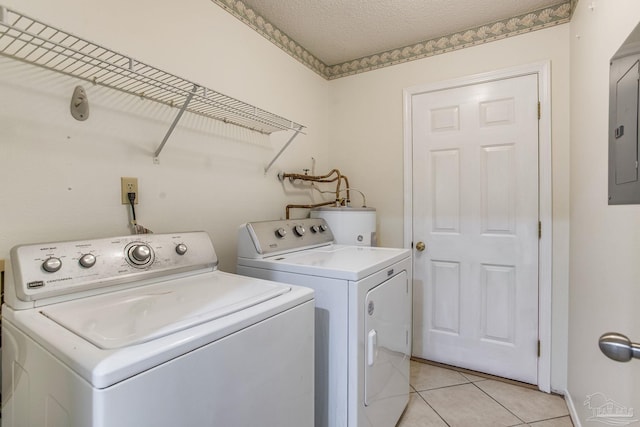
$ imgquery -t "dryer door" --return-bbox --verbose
[364,270,410,407]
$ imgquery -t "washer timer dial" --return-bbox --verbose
[125,243,154,268]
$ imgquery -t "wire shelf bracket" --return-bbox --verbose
[154,84,199,161]
[264,127,304,174]
[0,5,306,164]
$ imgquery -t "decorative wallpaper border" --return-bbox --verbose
[212,0,574,80]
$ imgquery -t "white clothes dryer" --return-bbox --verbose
[2,231,314,427]
[237,219,412,427]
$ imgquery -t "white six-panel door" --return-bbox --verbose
[411,74,540,384]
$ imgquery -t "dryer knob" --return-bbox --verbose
[294,225,306,236]
[275,228,287,238]
[319,224,328,232]
[310,225,320,233]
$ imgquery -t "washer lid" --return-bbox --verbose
[40,272,291,349]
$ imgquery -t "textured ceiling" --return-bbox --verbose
[239,0,566,65]
[213,0,574,79]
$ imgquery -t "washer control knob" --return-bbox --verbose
[130,244,152,263]
[319,224,328,232]
[275,228,287,238]
[42,257,62,273]
[310,225,320,233]
[79,253,97,268]
[175,243,188,255]
[294,225,306,236]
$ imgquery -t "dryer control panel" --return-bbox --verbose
[238,218,335,258]
[7,231,217,307]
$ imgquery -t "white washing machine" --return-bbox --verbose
[237,219,412,427]
[2,231,314,427]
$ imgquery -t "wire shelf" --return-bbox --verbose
[0,5,306,141]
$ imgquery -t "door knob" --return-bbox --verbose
[415,241,426,252]
[599,332,640,362]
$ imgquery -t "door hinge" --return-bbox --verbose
[538,221,542,239]
[537,340,541,358]
[537,101,541,120]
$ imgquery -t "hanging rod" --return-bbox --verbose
[0,5,306,158]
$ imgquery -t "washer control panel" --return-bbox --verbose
[8,231,217,305]
[238,218,335,257]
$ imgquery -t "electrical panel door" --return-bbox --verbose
[609,55,640,204]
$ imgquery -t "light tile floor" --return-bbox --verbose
[398,360,573,427]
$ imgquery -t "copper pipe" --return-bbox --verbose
[286,201,336,219]
[282,169,351,204]
[339,175,350,204]
[283,169,342,200]
[282,169,341,182]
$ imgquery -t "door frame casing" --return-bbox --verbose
[402,61,552,393]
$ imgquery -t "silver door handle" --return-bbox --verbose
[599,332,640,362]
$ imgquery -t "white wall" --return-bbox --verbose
[11,0,635,408]
[568,1,640,424]
[327,25,571,391]
[0,0,329,271]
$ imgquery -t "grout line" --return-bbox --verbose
[412,382,471,393]
[459,372,489,383]
[414,389,452,427]
[529,414,574,425]
[471,381,526,425]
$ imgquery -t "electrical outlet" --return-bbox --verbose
[121,177,138,204]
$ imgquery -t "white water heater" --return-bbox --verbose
[310,207,377,246]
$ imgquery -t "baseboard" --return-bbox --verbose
[564,389,582,427]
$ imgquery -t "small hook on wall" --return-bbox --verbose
[70,85,89,121]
